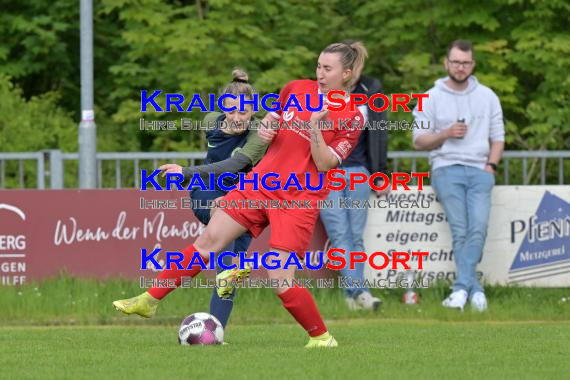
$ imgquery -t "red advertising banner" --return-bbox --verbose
[0,190,331,285]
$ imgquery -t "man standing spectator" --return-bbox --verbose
[413,40,505,312]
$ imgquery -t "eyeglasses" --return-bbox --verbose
[448,60,474,68]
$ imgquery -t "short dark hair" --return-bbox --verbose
[447,40,473,57]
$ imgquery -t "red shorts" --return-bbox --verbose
[221,188,319,257]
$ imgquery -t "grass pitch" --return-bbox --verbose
[1,277,569,379]
[1,321,569,379]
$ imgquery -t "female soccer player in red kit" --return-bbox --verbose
[114,41,368,348]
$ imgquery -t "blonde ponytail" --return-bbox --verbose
[322,40,368,90]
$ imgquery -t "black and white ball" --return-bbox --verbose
[178,312,224,345]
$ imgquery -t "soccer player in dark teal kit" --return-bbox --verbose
[156,68,267,328]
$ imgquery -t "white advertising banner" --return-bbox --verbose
[364,186,570,287]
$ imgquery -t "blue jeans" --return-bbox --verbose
[320,165,371,298]
[431,165,494,296]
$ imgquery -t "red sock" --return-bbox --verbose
[278,286,327,337]
[147,244,207,300]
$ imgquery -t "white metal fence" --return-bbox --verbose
[0,150,568,189]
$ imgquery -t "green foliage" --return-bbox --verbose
[0,75,74,188]
[352,0,570,156]
[0,0,568,184]
[0,75,76,153]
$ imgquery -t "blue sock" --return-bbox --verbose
[209,242,236,328]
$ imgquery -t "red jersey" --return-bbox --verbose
[245,80,363,201]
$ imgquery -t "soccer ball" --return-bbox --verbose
[403,290,419,305]
[178,312,224,345]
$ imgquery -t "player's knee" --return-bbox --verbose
[195,230,216,251]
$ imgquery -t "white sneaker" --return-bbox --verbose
[346,297,361,311]
[442,289,468,311]
[346,292,382,311]
[470,292,488,312]
[356,292,382,311]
